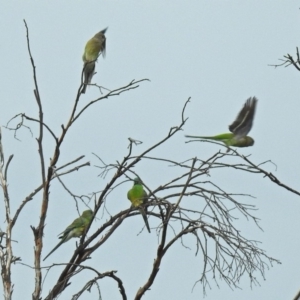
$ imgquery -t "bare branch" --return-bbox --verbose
[72,79,150,123]
[71,269,127,300]
[269,47,300,71]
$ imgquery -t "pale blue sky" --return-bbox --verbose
[1,1,300,299]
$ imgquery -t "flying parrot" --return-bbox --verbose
[43,209,93,261]
[127,177,151,233]
[81,27,107,94]
[185,97,258,148]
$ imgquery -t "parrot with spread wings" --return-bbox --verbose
[185,97,258,148]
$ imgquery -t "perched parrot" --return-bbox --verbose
[127,177,151,233]
[185,97,258,148]
[81,27,107,94]
[43,209,93,261]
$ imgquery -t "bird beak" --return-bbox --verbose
[101,27,108,34]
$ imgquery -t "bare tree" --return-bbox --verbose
[271,47,300,300]
[0,21,299,300]
[269,47,300,72]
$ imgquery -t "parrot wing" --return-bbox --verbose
[229,97,257,139]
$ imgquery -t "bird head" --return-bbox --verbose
[94,27,107,57]
[81,210,93,218]
[94,27,108,40]
[245,136,255,146]
[133,177,143,185]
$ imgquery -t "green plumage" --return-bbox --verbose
[185,133,254,147]
[127,177,151,233]
[82,28,107,63]
[43,210,93,261]
[185,97,257,148]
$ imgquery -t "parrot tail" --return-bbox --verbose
[81,84,87,94]
[139,207,151,233]
[43,239,65,261]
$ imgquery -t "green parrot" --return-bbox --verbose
[81,27,107,94]
[127,177,151,233]
[43,209,93,261]
[185,97,258,148]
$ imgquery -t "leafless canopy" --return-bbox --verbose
[269,46,300,71]
[0,20,298,300]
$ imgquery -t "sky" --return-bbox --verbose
[1,1,300,299]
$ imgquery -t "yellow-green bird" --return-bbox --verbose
[43,210,93,261]
[81,27,107,94]
[127,177,151,233]
[185,97,258,148]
